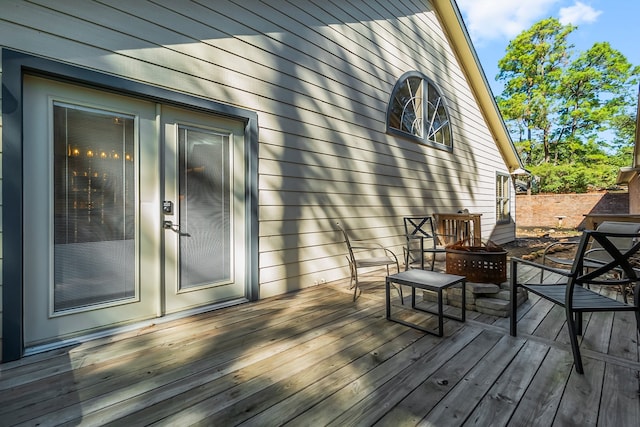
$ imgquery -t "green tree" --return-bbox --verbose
[556,42,639,157]
[496,18,639,193]
[497,18,574,163]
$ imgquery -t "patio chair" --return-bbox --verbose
[403,216,450,271]
[540,221,640,300]
[510,227,640,374]
[335,221,401,302]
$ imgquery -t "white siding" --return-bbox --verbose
[0,0,514,302]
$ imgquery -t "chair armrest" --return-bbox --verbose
[511,256,573,278]
[583,247,613,260]
[351,240,386,250]
[351,242,398,262]
[383,247,399,262]
[351,243,383,253]
[543,241,579,257]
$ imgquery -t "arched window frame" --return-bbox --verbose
[386,71,453,151]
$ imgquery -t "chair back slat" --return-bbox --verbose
[569,228,640,290]
[575,232,640,283]
[404,217,435,238]
[585,221,640,265]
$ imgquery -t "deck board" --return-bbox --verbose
[608,311,640,362]
[321,327,484,426]
[0,264,639,426]
[599,363,640,426]
[466,339,551,426]
[374,329,504,426]
[418,334,528,426]
[510,346,573,426]
[554,359,605,426]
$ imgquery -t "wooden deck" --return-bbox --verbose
[1,265,639,426]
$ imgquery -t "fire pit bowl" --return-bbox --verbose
[445,242,507,284]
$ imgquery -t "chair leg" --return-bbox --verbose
[353,262,361,302]
[566,307,585,374]
[385,264,403,304]
[393,263,404,304]
[347,257,356,289]
[404,247,410,271]
[352,269,359,302]
[347,258,360,302]
[510,260,518,336]
[575,312,583,336]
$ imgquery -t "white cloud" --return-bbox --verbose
[558,2,602,25]
[457,1,603,45]
[457,0,559,44]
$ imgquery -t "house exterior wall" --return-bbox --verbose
[0,0,515,355]
[630,174,640,214]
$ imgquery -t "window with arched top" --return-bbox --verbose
[387,72,452,150]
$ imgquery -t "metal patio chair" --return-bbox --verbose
[403,216,450,271]
[510,227,640,374]
[336,221,401,302]
[540,221,640,300]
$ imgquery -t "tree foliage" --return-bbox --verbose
[496,18,639,193]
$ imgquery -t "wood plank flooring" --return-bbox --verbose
[0,265,639,426]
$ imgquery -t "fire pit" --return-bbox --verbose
[445,241,507,284]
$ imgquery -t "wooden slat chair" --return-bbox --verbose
[335,222,401,302]
[510,228,640,374]
[403,216,450,271]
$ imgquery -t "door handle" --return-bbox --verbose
[163,220,178,230]
[163,220,190,236]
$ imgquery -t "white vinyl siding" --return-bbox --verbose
[0,0,514,304]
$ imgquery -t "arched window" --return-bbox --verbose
[387,72,452,150]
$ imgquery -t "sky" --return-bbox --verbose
[455,0,640,97]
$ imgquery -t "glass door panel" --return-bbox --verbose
[53,103,136,311]
[178,127,232,289]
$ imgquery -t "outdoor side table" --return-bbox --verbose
[386,270,466,337]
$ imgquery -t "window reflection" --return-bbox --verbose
[388,73,452,148]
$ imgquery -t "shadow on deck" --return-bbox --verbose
[0,263,638,425]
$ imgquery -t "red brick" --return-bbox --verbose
[516,192,629,229]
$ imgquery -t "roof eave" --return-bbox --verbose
[616,167,639,185]
[432,0,524,173]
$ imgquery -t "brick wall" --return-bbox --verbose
[516,192,629,229]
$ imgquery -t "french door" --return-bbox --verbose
[23,76,247,348]
[161,106,246,314]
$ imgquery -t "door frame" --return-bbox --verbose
[1,49,259,362]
